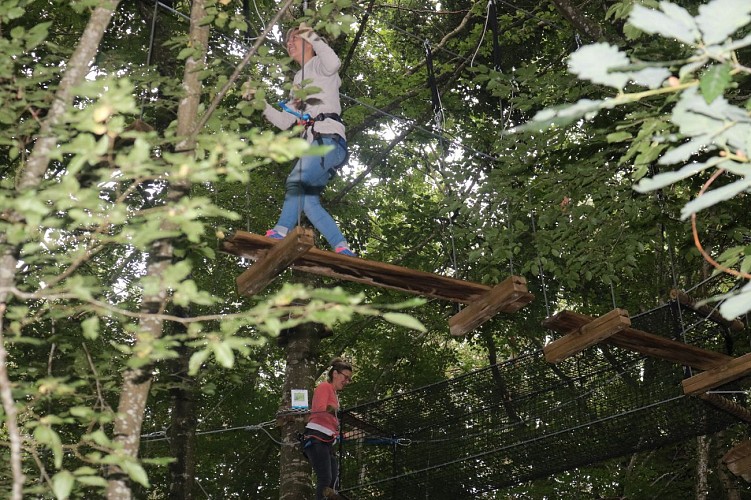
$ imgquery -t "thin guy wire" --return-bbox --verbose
[469,0,492,67]
[529,192,550,317]
[338,93,499,162]
[139,0,160,119]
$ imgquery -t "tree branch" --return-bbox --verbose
[341,0,376,77]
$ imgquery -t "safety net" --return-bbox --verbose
[338,302,747,497]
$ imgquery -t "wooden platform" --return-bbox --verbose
[723,440,751,482]
[222,229,534,335]
[542,310,733,370]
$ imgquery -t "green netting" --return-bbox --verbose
[339,302,746,497]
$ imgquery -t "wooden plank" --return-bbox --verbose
[723,440,751,482]
[449,276,534,336]
[224,230,515,304]
[670,289,746,332]
[682,352,751,396]
[606,328,732,371]
[723,440,751,465]
[543,309,631,363]
[542,310,592,334]
[235,227,315,295]
[542,309,732,370]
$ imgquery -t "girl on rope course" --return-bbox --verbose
[262,23,355,257]
[303,358,353,500]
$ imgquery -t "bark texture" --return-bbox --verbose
[696,435,710,500]
[548,0,606,42]
[279,322,323,500]
[105,0,209,497]
[168,339,197,499]
[0,2,121,499]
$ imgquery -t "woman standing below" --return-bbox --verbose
[304,358,353,499]
[262,23,355,257]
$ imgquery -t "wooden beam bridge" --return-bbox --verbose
[222,228,534,336]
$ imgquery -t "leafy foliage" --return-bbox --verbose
[524,0,751,319]
[1,0,749,497]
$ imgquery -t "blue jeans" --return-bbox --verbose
[274,136,348,249]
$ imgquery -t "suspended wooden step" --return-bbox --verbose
[722,440,751,482]
[542,308,631,363]
[543,309,732,370]
[682,352,751,396]
[222,228,534,335]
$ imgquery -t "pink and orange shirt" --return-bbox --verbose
[306,381,339,436]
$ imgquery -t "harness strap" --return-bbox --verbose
[279,101,342,128]
[314,133,349,175]
[303,430,337,446]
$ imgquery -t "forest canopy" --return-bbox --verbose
[0,0,749,498]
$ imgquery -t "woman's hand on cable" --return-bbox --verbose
[297,22,319,43]
[326,404,338,415]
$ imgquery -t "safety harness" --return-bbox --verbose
[278,100,349,176]
[298,429,338,460]
[278,100,343,139]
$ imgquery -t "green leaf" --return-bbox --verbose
[700,64,732,103]
[696,0,751,45]
[85,429,112,447]
[188,349,211,375]
[629,4,698,44]
[69,406,94,419]
[121,460,150,487]
[568,43,629,89]
[6,6,25,19]
[81,316,99,340]
[607,132,632,143]
[719,283,751,319]
[213,341,235,368]
[634,156,723,192]
[25,21,51,49]
[680,177,751,219]
[382,313,426,332]
[51,470,74,500]
[75,476,108,487]
[520,99,608,131]
[630,66,671,89]
[34,425,63,468]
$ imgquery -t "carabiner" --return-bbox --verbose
[278,100,311,122]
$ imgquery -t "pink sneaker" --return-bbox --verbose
[335,246,356,257]
[265,229,284,240]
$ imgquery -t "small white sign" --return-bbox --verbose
[291,389,309,409]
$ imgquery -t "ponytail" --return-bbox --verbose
[327,357,353,381]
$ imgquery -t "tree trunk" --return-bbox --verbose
[548,0,605,43]
[168,334,197,499]
[0,3,121,499]
[279,322,323,500]
[696,435,710,500]
[105,0,209,498]
[715,431,741,500]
